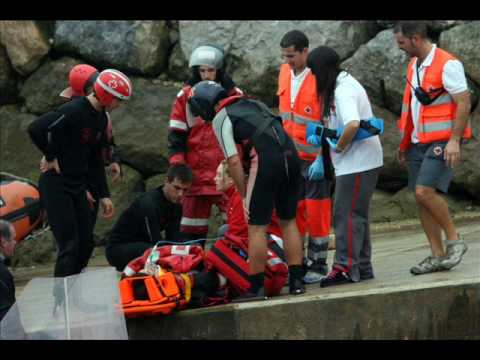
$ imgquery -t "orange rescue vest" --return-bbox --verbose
[277,64,323,161]
[398,47,472,151]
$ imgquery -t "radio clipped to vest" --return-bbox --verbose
[405,63,446,106]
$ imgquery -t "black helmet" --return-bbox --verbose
[188,80,228,121]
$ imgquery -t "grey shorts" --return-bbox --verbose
[406,141,453,194]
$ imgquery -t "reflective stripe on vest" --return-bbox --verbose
[280,111,319,127]
[180,217,209,226]
[278,64,323,161]
[170,119,188,131]
[397,48,471,149]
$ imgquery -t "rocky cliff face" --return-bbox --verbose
[1,20,479,247]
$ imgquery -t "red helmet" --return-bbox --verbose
[94,69,132,107]
[60,64,99,99]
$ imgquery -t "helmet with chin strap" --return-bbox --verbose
[188,80,228,121]
[94,69,132,107]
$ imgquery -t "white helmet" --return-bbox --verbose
[188,45,224,69]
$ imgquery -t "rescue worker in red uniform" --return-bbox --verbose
[278,30,333,283]
[167,44,244,247]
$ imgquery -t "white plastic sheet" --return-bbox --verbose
[0,267,128,340]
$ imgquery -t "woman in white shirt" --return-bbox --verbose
[306,46,384,287]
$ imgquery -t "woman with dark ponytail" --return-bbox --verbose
[307,46,384,288]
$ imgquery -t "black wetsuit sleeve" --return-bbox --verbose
[165,211,182,241]
[27,111,68,161]
[0,263,15,322]
[140,196,164,245]
[110,143,121,165]
[89,127,110,199]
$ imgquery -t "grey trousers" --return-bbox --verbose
[332,167,381,282]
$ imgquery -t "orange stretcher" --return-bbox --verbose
[119,272,191,318]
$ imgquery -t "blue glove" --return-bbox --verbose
[307,155,324,180]
[325,137,338,150]
[306,122,324,147]
[365,117,384,135]
[353,117,384,140]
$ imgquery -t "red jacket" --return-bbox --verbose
[168,85,243,196]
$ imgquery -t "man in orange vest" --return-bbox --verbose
[394,21,471,275]
[278,30,332,283]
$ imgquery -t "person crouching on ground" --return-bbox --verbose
[105,164,192,272]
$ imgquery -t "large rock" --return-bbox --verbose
[0,104,42,182]
[179,21,378,106]
[451,101,480,200]
[20,56,81,115]
[342,29,410,115]
[371,104,406,191]
[54,21,171,75]
[376,20,466,33]
[93,165,144,245]
[145,173,166,192]
[167,42,189,81]
[112,77,180,176]
[10,231,56,267]
[440,21,480,86]
[0,45,17,105]
[0,21,52,76]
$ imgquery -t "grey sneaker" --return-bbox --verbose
[410,256,447,275]
[440,239,468,270]
[303,270,324,284]
[303,262,328,284]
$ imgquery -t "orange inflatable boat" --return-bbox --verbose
[0,179,44,242]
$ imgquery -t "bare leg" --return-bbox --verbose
[416,200,445,257]
[415,185,458,244]
[247,224,268,274]
[278,219,303,266]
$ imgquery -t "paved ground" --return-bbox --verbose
[12,219,480,296]
[8,219,480,339]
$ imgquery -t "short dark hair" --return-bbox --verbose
[280,30,309,52]
[0,219,13,241]
[393,21,428,39]
[166,164,193,184]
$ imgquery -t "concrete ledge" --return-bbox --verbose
[127,278,480,340]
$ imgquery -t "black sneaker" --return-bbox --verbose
[319,268,353,288]
[289,277,306,295]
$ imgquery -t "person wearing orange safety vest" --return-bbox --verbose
[167,44,243,247]
[394,21,471,275]
[277,30,333,284]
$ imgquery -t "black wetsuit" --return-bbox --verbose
[28,97,110,278]
[212,98,301,225]
[0,259,15,322]
[105,187,182,271]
